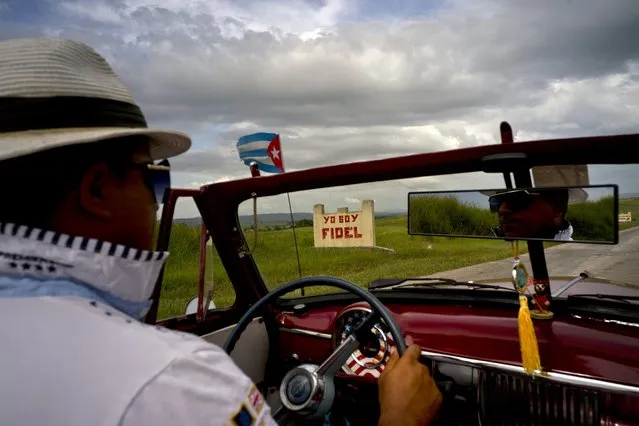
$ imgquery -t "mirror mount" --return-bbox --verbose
[481,152,531,174]
[510,162,550,291]
[497,121,551,304]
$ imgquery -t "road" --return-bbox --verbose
[428,226,639,284]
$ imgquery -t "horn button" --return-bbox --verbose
[279,364,331,418]
[286,373,313,404]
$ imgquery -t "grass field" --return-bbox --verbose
[157,198,639,320]
[158,216,523,319]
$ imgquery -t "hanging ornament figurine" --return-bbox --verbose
[530,277,554,319]
[511,241,542,374]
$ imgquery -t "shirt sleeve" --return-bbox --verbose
[119,347,278,426]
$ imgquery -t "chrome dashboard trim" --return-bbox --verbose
[338,306,372,315]
[420,349,639,397]
[280,327,332,339]
[280,329,639,397]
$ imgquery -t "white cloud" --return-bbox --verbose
[3,0,639,218]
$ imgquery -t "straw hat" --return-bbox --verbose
[0,37,191,162]
[481,165,589,204]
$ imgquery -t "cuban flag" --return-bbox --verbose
[236,132,285,174]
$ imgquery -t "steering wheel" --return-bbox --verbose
[223,276,407,424]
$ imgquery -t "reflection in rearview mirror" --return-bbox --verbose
[408,185,618,244]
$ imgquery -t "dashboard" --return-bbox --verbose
[274,300,639,425]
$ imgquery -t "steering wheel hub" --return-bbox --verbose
[279,364,331,417]
[285,370,313,405]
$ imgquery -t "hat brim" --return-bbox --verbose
[0,127,191,162]
[479,188,589,204]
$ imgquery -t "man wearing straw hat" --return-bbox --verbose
[481,166,589,241]
[0,37,441,425]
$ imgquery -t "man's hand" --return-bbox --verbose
[378,336,442,426]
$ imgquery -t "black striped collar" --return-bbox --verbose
[0,222,169,303]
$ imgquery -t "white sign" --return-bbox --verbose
[619,212,632,223]
[313,200,376,248]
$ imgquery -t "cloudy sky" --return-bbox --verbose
[2,0,638,217]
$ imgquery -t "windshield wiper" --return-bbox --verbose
[368,277,458,289]
[368,277,515,292]
[566,294,639,304]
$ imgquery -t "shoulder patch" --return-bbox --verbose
[247,385,265,415]
[232,404,255,426]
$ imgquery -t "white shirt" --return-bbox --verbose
[554,223,574,241]
[0,223,277,426]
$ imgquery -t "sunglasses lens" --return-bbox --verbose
[490,191,535,213]
[150,159,171,204]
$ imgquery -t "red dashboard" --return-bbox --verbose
[272,301,639,424]
[276,301,639,385]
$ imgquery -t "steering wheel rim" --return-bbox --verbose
[223,276,406,354]
[223,276,406,423]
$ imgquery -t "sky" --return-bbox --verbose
[2,0,639,217]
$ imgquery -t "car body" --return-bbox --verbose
[148,122,639,425]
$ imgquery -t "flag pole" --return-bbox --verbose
[248,162,260,251]
[249,162,261,178]
[239,136,304,296]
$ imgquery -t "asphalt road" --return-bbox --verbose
[428,226,639,284]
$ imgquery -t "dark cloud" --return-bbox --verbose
[461,1,639,79]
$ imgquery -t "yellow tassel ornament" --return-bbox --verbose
[517,295,541,374]
[511,242,542,375]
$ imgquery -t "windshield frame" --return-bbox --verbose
[186,131,639,312]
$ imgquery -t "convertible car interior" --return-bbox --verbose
[147,122,639,425]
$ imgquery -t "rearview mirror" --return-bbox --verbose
[408,185,619,244]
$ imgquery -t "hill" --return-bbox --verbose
[174,211,404,228]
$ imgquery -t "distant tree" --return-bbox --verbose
[296,218,313,227]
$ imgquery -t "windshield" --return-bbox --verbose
[235,166,639,302]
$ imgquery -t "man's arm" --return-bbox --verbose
[119,348,277,426]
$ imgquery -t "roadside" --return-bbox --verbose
[428,226,639,282]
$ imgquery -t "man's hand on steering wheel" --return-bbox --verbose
[378,336,442,426]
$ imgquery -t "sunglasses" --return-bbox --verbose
[131,159,171,204]
[489,189,540,213]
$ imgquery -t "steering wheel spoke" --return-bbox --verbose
[316,334,360,377]
[272,406,293,425]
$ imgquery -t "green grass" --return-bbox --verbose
[158,216,525,319]
[157,197,639,320]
